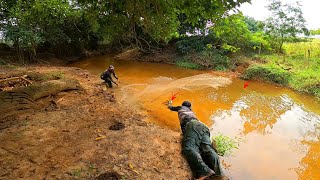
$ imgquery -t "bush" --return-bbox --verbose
[175,60,202,69]
[196,50,230,70]
[175,49,230,70]
[175,36,217,54]
[243,64,291,85]
[253,50,320,99]
[212,133,242,156]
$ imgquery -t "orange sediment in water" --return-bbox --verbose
[72,56,320,179]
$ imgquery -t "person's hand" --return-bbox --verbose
[117,79,120,83]
[162,100,172,106]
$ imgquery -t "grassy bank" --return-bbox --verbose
[243,39,320,99]
[172,37,319,99]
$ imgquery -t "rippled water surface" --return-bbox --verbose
[72,56,320,179]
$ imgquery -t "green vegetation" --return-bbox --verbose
[173,0,309,70]
[26,71,65,82]
[0,64,18,69]
[244,64,291,86]
[171,0,319,99]
[176,61,202,70]
[310,28,320,35]
[0,0,318,98]
[175,38,230,70]
[264,0,308,53]
[244,39,320,98]
[0,0,250,61]
[72,168,83,177]
[70,164,99,178]
[212,133,243,156]
[45,71,65,80]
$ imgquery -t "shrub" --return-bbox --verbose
[243,64,291,85]
[175,60,202,69]
[175,36,217,54]
[175,49,230,70]
[212,133,243,156]
[196,50,230,70]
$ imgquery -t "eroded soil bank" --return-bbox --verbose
[0,66,192,179]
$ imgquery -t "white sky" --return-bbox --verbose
[239,0,320,29]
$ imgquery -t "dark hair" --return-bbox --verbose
[182,101,191,108]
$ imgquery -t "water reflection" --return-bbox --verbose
[295,121,320,179]
[209,84,320,179]
[71,56,320,180]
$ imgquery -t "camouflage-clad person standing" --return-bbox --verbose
[168,101,223,180]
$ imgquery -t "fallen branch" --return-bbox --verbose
[0,75,32,84]
[21,76,33,84]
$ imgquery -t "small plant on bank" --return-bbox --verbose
[212,133,243,156]
[72,168,83,177]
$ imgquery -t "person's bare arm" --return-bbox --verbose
[112,71,118,80]
[110,78,118,86]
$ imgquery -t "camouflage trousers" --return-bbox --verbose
[182,119,222,178]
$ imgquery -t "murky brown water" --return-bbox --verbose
[72,55,320,180]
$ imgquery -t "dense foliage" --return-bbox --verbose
[244,64,292,85]
[1,0,319,99]
[0,0,250,61]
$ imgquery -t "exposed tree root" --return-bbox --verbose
[0,79,82,122]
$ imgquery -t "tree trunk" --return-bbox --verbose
[279,34,284,53]
[30,41,37,61]
[14,39,24,63]
[279,41,284,54]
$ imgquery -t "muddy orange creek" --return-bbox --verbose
[72,56,320,179]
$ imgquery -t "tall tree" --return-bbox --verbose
[210,13,251,51]
[265,0,307,53]
[1,0,251,59]
[76,0,251,52]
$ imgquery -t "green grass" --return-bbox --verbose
[212,133,243,156]
[0,63,18,69]
[290,69,320,98]
[72,168,83,177]
[243,64,291,85]
[284,39,320,58]
[176,60,202,69]
[243,39,320,99]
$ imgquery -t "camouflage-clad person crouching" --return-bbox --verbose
[168,101,222,180]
